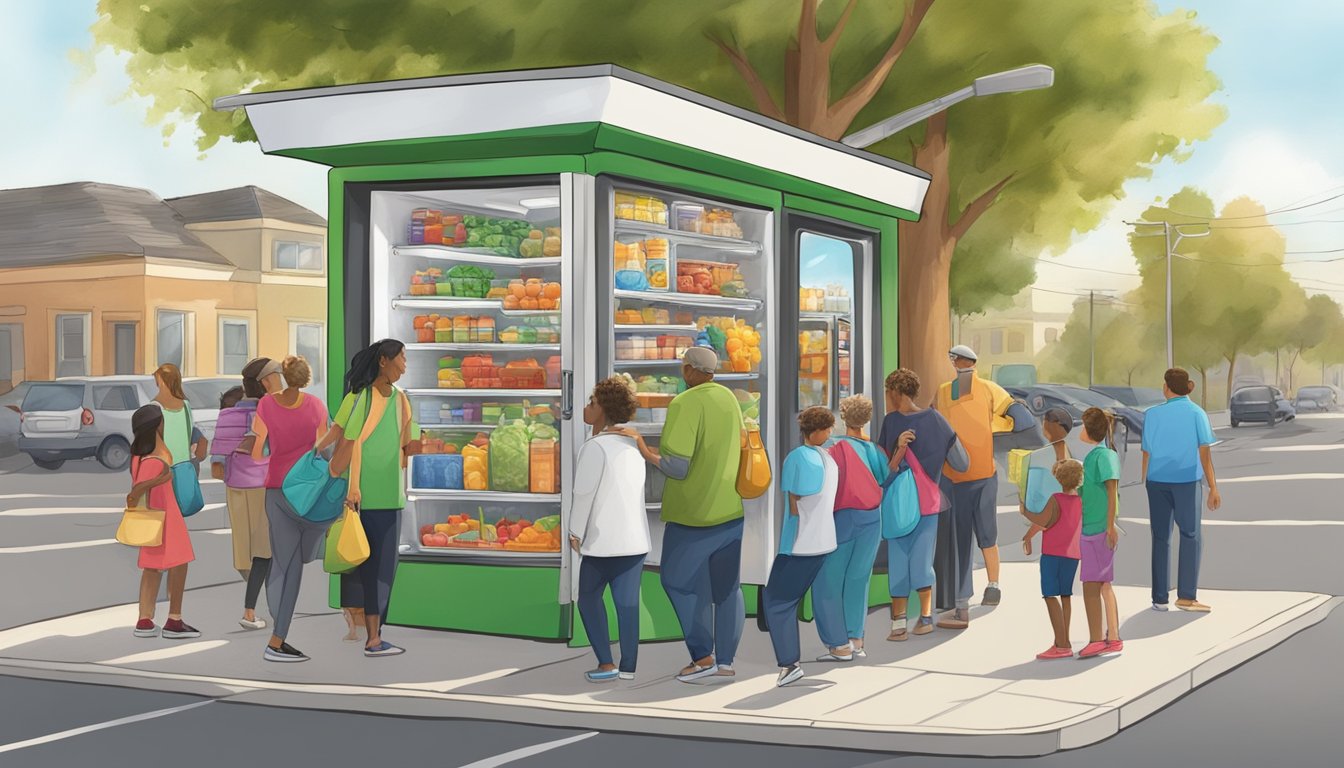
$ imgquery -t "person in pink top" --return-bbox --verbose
[1020,458,1084,660]
[250,356,338,663]
[125,405,198,640]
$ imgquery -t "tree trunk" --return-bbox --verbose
[1195,367,1209,410]
[897,113,954,403]
[1224,353,1237,410]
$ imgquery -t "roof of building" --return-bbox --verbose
[165,186,326,228]
[216,64,930,215]
[0,182,231,269]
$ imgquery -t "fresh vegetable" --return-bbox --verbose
[446,265,496,280]
[489,421,531,492]
[534,515,561,532]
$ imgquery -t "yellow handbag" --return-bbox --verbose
[736,426,772,500]
[116,505,165,548]
[324,504,370,574]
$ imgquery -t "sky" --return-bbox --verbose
[2,0,1342,315]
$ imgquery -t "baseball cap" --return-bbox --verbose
[258,359,283,380]
[682,346,719,375]
[949,344,978,362]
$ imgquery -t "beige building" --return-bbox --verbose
[954,289,1069,374]
[0,182,326,393]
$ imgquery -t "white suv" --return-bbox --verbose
[18,376,156,470]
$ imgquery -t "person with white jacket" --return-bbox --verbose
[569,377,650,683]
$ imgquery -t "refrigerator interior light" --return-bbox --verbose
[519,196,560,209]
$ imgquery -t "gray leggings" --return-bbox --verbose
[264,489,327,641]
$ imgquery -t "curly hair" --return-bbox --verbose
[592,376,638,425]
[1053,458,1084,492]
[839,395,873,427]
[884,368,920,398]
[281,355,312,389]
[798,406,835,437]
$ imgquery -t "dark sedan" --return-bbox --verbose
[1230,386,1295,427]
[1091,385,1166,411]
[1293,386,1340,413]
[1006,384,1144,443]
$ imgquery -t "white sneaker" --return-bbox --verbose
[777,664,805,687]
[853,647,868,658]
[675,662,719,683]
[618,672,635,681]
[239,617,267,631]
[815,649,855,663]
[1152,602,1170,612]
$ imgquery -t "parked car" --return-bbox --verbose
[17,376,156,470]
[1005,384,1144,443]
[182,376,243,441]
[0,381,36,454]
[1091,385,1166,411]
[1292,385,1341,413]
[1229,386,1295,427]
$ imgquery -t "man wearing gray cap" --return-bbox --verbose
[626,345,745,683]
[933,345,1036,628]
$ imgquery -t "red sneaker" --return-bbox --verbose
[162,619,201,639]
[1078,641,1109,659]
[133,619,157,638]
[1036,646,1074,661]
[1105,639,1124,655]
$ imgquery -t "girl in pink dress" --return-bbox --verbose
[126,405,198,639]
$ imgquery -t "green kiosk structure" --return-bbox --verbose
[217,65,930,642]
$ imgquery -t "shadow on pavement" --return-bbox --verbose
[1119,608,1204,640]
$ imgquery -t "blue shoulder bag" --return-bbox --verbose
[880,461,921,540]
[170,401,205,518]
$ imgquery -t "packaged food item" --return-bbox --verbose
[615,258,650,291]
[529,439,558,494]
[645,256,668,291]
[676,261,716,295]
[673,203,704,233]
[462,443,489,490]
[545,356,562,389]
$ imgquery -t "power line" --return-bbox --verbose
[1034,258,1141,277]
[1155,188,1344,222]
[1173,251,1344,267]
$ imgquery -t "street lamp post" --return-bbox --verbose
[1127,220,1210,370]
[842,65,1055,149]
[1085,289,1116,388]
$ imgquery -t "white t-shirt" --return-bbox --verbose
[567,432,650,558]
[780,445,839,557]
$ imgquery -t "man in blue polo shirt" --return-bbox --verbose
[1141,367,1222,613]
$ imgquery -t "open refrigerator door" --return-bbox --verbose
[367,179,578,574]
[595,178,777,585]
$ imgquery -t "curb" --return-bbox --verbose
[0,595,1335,756]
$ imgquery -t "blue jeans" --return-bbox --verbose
[660,518,745,665]
[339,508,401,619]
[577,553,645,673]
[814,518,881,646]
[887,513,939,597]
[1146,481,1203,603]
[763,553,828,667]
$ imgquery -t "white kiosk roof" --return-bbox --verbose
[217,65,929,215]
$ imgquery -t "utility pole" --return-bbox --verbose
[1089,291,1096,387]
[1126,221,1210,371]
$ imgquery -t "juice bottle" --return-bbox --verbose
[529,439,558,493]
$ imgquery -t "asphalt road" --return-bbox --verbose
[0,413,1341,767]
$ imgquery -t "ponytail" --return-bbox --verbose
[344,338,405,396]
[1081,407,1116,450]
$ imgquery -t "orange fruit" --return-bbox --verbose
[543,283,561,299]
[520,297,539,310]
[525,283,543,298]
[538,298,555,310]
[503,295,521,310]
[509,283,527,299]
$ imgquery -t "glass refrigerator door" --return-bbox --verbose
[595,178,776,583]
[366,178,576,567]
[794,231,860,421]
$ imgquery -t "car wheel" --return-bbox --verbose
[1267,410,1278,427]
[31,456,65,470]
[1230,419,1239,428]
[97,437,131,470]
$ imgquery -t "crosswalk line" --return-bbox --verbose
[0,701,213,755]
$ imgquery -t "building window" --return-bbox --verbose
[219,317,251,375]
[55,313,89,377]
[290,322,324,385]
[990,329,1004,355]
[1045,328,1059,344]
[157,310,190,371]
[1008,331,1025,354]
[274,240,324,272]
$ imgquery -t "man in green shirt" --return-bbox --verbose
[627,346,744,683]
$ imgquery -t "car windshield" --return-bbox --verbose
[22,383,83,412]
[183,379,240,409]
[1233,388,1269,403]
[1058,387,1123,408]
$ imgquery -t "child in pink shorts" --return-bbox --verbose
[1078,408,1123,658]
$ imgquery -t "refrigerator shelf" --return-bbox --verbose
[400,547,561,565]
[408,489,561,503]
[392,297,560,316]
[800,311,852,321]
[419,423,500,431]
[613,359,683,368]
[614,221,760,253]
[614,289,762,312]
[406,388,561,398]
[394,245,562,268]
[406,343,561,353]
[713,373,760,381]
[613,324,700,333]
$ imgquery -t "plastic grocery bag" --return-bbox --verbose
[880,467,921,540]
[324,505,370,574]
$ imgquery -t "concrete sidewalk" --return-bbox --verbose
[0,562,1333,756]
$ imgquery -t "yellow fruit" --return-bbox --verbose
[726,338,743,354]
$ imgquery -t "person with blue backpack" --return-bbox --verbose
[210,357,283,631]
[877,369,968,641]
[250,355,337,662]
[812,395,886,661]
[331,339,420,658]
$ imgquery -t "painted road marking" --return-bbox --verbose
[0,528,230,554]
[0,492,124,501]
[457,732,599,768]
[0,503,224,517]
[1257,444,1344,452]
[1120,517,1344,527]
[101,640,230,665]
[1219,473,1344,483]
[0,701,213,755]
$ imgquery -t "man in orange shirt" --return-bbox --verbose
[933,345,1036,628]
